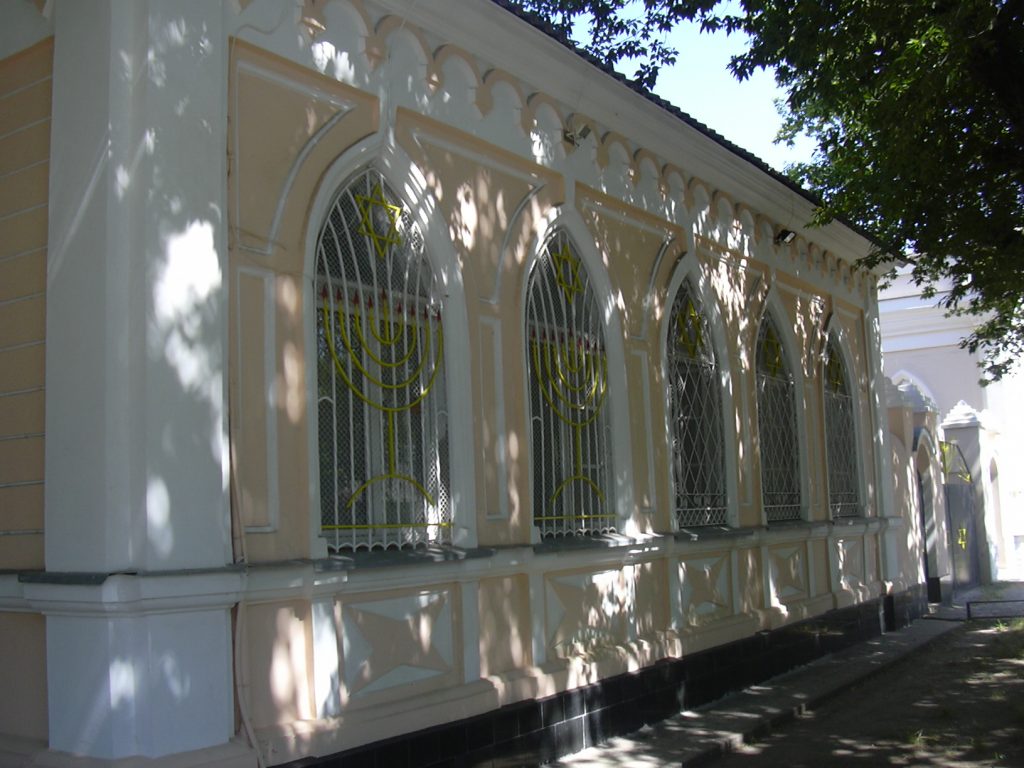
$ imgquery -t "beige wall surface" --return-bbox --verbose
[0,612,47,742]
[220,13,906,761]
[0,38,50,571]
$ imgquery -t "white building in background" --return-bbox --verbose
[879,267,1024,581]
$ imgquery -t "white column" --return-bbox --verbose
[864,285,900,584]
[25,573,241,760]
[46,0,230,574]
[42,0,239,760]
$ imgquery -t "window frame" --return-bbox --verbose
[309,166,458,552]
[524,229,619,539]
[755,306,805,524]
[664,276,730,528]
[822,331,865,519]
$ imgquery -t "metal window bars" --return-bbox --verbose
[315,169,450,551]
[526,232,615,538]
[667,281,727,527]
[756,316,802,522]
[824,338,861,518]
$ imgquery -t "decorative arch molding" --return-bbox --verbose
[661,251,741,527]
[662,164,689,208]
[889,369,940,411]
[302,134,478,554]
[519,207,636,535]
[632,235,686,343]
[367,14,434,75]
[433,44,484,90]
[229,0,872,291]
[913,425,939,458]
[477,68,528,118]
[757,283,808,395]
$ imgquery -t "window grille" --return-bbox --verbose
[315,169,450,551]
[756,315,802,522]
[526,232,614,537]
[667,281,727,527]
[824,339,861,518]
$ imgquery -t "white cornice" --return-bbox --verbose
[373,0,881,266]
[8,571,244,616]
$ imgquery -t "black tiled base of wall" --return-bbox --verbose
[885,582,928,630]
[285,591,920,768]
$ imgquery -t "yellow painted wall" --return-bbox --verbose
[0,38,51,571]
[224,33,898,759]
[0,612,47,741]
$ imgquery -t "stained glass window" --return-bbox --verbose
[315,169,450,551]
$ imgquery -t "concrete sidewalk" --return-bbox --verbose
[558,581,1024,767]
[556,616,961,767]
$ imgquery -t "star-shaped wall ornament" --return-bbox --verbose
[684,556,728,617]
[826,351,845,393]
[770,547,806,599]
[676,298,704,359]
[355,182,403,260]
[551,244,583,302]
[546,574,623,655]
[762,323,784,377]
[344,593,450,696]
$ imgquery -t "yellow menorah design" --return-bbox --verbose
[530,330,609,521]
[321,287,445,525]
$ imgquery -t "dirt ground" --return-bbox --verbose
[709,619,1024,767]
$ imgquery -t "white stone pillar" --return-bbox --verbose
[865,286,900,585]
[41,1,241,761]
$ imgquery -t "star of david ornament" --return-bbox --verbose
[763,325,783,377]
[826,353,845,393]
[677,298,704,359]
[355,182,403,260]
[552,244,583,302]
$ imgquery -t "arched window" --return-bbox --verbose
[667,280,727,527]
[824,337,861,518]
[756,313,801,522]
[315,169,450,551]
[526,231,613,538]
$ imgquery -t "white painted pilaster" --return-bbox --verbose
[42,1,237,761]
[25,572,241,760]
[45,0,230,573]
[864,286,900,583]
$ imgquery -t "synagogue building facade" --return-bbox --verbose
[0,1,935,765]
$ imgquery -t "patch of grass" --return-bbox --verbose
[906,729,932,748]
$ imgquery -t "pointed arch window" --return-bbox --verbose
[315,169,450,551]
[824,337,861,518]
[756,314,802,522]
[667,280,727,527]
[526,231,614,538]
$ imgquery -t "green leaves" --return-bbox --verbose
[507,0,1024,381]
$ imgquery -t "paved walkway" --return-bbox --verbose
[557,582,1024,768]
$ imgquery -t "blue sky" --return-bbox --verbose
[642,21,817,173]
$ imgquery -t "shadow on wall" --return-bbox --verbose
[51,9,231,757]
